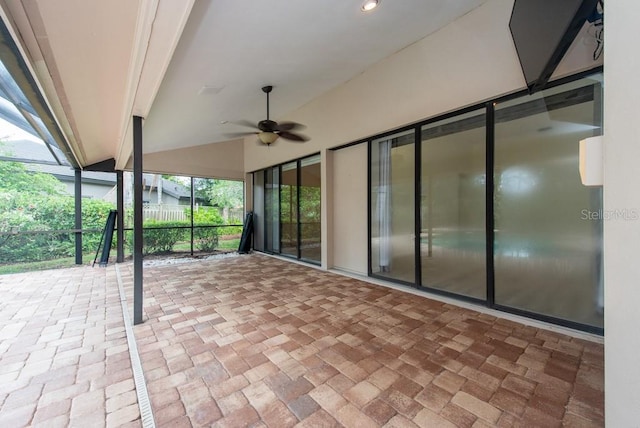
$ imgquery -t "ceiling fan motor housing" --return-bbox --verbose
[258,119,277,132]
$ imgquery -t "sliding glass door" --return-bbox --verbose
[253,154,321,264]
[493,76,603,328]
[252,171,264,251]
[264,167,280,253]
[367,72,603,331]
[280,162,298,257]
[300,155,321,263]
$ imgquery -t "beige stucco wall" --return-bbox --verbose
[126,138,244,180]
[331,143,368,273]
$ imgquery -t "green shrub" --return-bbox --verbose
[0,210,56,262]
[185,207,225,253]
[142,220,189,255]
[218,225,242,237]
[0,191,116,263]
[186,206,224,226]
[194,226,219,252]
[0,174,240,262]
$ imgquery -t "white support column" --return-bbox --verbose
[244,172,253,214]
[604,1,640,425]
[321,149,334,270]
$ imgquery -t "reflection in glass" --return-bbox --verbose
[370,130,415,283]
[300,155,321,262]
[265,167,280,253]
[253,156,321,264]
[421,111,486,299]
[281,162,298,257]
[253,172,265,251]
[494,75,603,328]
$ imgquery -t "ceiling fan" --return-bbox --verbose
[226,86,309,146]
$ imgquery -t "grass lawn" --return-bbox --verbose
[172,238,240,252]
[218,238,240,250]
[0,253,96,275]
[0,237,241,275]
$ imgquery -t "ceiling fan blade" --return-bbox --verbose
[275,121,305,132]
[224,131,257,139]
[230,120,260,130]
[278,131,309,142]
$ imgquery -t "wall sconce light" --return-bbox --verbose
[579,135,603,186]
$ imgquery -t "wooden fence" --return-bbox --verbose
[141,205,243,222]
[143,204,187,222]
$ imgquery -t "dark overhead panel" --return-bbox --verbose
[509,0,600,94]
[84,158,116,172]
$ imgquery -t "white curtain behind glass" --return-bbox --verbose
[378,140,391,271]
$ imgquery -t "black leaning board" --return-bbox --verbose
[238,211,254,254]
[97,210,117,266]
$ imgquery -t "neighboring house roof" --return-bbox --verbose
[0,138,69,166]
[2,139,192,198]
[29,163,117,186]
[158,178,191,199]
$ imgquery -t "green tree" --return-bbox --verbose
[0,159,65,195]
[1,148,114,262]
[193,178,243,209]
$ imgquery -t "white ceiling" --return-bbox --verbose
[0,0,488,166]
[144,0,487,153]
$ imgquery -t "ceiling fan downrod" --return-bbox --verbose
[262,85,273,120]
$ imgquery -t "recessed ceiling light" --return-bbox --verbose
[361,0,380,12]
[220,120,228,124]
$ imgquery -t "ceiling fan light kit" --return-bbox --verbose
[225,85,309,146]
[258,131,279,145]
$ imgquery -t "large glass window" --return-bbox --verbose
[421,110,486,299]
[370,130,415,283]
[493,75,603,328]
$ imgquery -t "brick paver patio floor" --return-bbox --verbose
[1,253,604,427]
[0,266,140,427]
